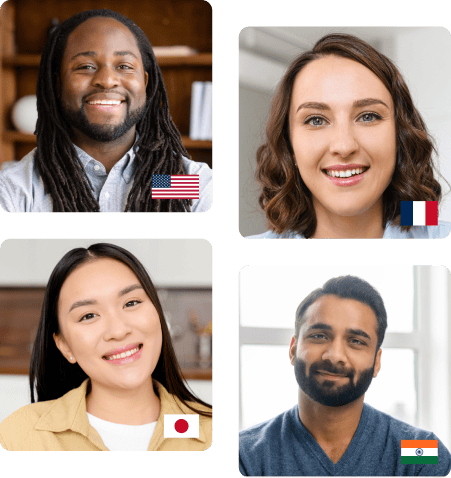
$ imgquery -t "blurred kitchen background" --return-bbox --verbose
[239,265,451,449]
[239,27,451,236]
[0,239,212,422]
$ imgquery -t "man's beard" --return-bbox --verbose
[60,99,146,143]
[294,357,375,407]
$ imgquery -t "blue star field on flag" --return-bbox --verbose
[151,174,200,199]
[152,175,171,188]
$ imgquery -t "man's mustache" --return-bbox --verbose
[309,361,354,378]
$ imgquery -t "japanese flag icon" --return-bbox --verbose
[164,414,199,438]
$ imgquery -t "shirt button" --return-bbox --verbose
[105,192,110,199]
[94,165,100,171]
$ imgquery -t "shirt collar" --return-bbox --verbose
[150,381,208,448]
[72,134,139,184]
[33,378,207,448]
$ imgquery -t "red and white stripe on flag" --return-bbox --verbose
[412,201,438,226]
[164,414,199,438]
[151,175,199,199]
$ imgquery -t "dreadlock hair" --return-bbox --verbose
[35,9,191,212]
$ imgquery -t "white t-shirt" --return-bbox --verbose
[87,413,157,451]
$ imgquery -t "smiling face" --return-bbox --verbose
[289,294,381,407]
[54,257,162,392]
[289,55,397,223]
[59,16,149,143]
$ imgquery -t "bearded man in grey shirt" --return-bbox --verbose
[239,276,451,476]
[0,9,211,212]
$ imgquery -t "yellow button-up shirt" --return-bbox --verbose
[0,379,211,451]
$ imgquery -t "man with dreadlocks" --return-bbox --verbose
[0,9,212,212]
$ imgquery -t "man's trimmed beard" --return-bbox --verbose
[294,357,375,407]
[60,99,147,142]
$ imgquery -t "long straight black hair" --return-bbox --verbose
[29,243,211,417]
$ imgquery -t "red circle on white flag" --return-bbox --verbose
[174,418,189,433]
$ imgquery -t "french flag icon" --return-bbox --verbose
[400,201,438,226]
[164,414,199,438]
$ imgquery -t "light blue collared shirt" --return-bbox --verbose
[0,143,212,212]
[247,221,451,239]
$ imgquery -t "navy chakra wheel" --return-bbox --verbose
[415,448,424,456]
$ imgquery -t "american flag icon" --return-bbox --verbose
[151,175,199,199]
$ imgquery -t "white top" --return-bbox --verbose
[87,413,157,451]
[247,221,451,239]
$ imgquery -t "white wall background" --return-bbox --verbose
[239,27,451,236]
[0,238,212,286]
[0,239,212,417]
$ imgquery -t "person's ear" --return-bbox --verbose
[144,71,148,88]
[373,348,382,377]
[289,335,297,366]
[53,332,76,363]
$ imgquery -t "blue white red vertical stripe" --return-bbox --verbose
[400,201,438,226]
[151,175,199,199]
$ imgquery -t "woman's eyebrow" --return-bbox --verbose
[295,97,389,114]
[68,298,97,313]
[118,284,143,297]
[68,284,143,313]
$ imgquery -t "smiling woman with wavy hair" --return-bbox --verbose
[250,33,449,239]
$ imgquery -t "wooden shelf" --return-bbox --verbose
[156,53,212,67]
[182,137,212,149]
[181,368,212,381]
[3,130,211,149]
[4,130,36,142]
[2,53,212,68]
[2,54,41,67]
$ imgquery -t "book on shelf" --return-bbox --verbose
[152,45,198,57]
[189,81,212,141]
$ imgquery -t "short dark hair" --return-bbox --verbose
[35,9,190,212]
[256,33,442,237]
[29,243,211,417]
[294,275,387,350]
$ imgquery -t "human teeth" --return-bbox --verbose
[326,168,367,178]
[88,100,122,105]
[105,346,140,360]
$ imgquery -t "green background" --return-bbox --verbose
[0,0,451,478]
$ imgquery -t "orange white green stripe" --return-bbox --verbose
[401,440,438,464]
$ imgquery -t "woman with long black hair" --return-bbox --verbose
[0,243,211,450]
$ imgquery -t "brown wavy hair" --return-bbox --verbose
[256,33,442,238]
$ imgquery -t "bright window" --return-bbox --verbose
[240,266,414,333]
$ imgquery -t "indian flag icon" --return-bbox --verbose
[401,440,438,464]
